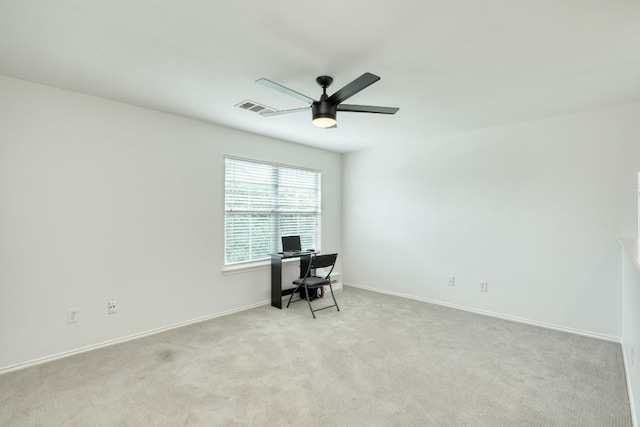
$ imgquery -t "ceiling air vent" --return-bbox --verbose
[236,100,275,115]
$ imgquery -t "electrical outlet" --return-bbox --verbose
[448,277,455,286]
[67,308,79,323]
[108,301,118,314]
[479,281,488,292]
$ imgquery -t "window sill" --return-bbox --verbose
[222,257,299,275]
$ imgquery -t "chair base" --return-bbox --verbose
[286,283,340,319]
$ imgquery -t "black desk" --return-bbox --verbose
[270,251,315,309]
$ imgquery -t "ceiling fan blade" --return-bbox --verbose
[337,104,399,114]
[260,107,310,117]
[256,78,315,104]
[326,72,380,105]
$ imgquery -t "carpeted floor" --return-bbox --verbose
[0,287,632,426]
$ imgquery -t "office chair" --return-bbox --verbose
[287,253,340,318]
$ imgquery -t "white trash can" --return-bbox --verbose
[323,272,342,296]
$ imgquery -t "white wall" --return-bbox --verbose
[343,102,640,339]
[0,75,342,370]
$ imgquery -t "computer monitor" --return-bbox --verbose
[281,235,302,252]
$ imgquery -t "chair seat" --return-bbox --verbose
[292,276,329,288]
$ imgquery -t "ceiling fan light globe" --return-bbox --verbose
[312,116,337,128]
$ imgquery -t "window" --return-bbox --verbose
[224,157,321,265]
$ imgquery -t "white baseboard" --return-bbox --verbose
[343,282,621,343]
[622,341,639,427]
[0,300,270,375]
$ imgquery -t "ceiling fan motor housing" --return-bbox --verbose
[312,101,336,121]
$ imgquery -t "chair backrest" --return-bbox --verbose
[307,253,338,279]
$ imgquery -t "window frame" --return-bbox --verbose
[223,156,322,266]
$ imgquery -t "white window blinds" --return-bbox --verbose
[224,157,321,264]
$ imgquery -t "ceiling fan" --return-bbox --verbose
[256,72,399,128]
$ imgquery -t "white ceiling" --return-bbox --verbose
[1,0,639,153]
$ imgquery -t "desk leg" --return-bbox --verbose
[271,255,283,309]
[299,254,311,278]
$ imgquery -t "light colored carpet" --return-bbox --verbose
[0,287,632,426]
